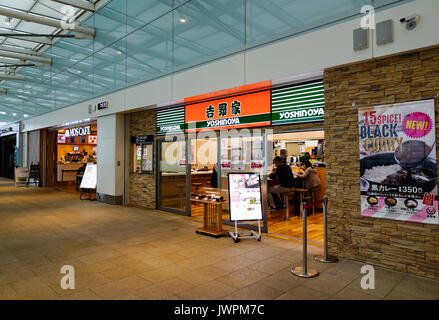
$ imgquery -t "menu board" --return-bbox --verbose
[358,100,438,225]
[142,144,153,172]
[80,163,97,190]
[228,173,263,221]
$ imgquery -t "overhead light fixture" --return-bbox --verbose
[115,50,123,55]
[24,114,29,118]
[4,17,11,26]
[12,113,17,117]
[0,111,6,115]
[179,18,187,23]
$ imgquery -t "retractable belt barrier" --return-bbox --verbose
[290,200,319,278]
[313,197,338,264]
[303,200,323,210]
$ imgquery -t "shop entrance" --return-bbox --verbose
[0,134,16,179]
[157,139,187,214]
[55,123,97,193]
[185,129,325,243]
[267,130,325,243]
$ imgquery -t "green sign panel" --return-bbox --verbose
[271,80,325,125]
[156,106,186,135]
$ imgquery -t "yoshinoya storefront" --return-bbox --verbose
[126,46,439,281]
[128,77,327,242]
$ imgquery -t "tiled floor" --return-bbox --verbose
[0,178,438,300]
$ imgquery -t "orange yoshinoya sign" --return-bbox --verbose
[185,90,271,132]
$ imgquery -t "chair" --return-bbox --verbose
[27,162,40,187]
[284,189,296,221]
[306,186,320,214]
[15,167,29,188]
[76,166,86,191]
[192,182,202,192]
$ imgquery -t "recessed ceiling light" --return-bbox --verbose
[12,113,17,117]
[24,114,29,118]
[0,111,6,115]
[75,70,82,74]
[5,17,11,26]
[116,50,123,55]
[179,18,187,23]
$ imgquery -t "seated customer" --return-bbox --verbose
[297,160,321,190]
[268,156,296,210]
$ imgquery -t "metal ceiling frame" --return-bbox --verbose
[0,0,107,122]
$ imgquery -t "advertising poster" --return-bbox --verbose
[228,173,263,221]
[358,100,438,225]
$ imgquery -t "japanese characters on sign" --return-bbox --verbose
[359,100,438,225]
[185,91,271,132]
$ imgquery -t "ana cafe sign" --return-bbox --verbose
[64,125,91,137]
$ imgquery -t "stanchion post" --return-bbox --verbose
[291,199,319,278]
[313,196,338,263]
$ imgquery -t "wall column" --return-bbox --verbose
[97,114,125,205]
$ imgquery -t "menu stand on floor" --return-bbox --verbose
[193,199,226,238]
[228,219,262,243]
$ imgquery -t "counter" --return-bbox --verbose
[57,163,85,182]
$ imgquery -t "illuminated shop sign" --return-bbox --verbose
[271,80,325,125]
[185,90,271,133]
[97,101,108,110]
[64,126,91,137]
[156,106,185,135]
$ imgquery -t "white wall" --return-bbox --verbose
[20,132,27,167]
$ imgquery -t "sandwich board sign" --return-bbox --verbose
[228,173,263,221]
[80,163,97,190]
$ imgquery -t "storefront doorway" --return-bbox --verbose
[182,129,325,242]
[55,122,97,193]
[157,139,187,214]
[267,130,325,243]
[0,134,16,179]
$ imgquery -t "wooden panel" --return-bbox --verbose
[46,130,57,187]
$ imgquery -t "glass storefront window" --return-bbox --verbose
[158,139,187,212]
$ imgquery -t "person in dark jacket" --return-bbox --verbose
[268,156,295,210]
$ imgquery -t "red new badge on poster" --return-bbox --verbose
[423,193,434,206]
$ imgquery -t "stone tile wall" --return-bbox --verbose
[128,109,156,209]
[324,47,439,280]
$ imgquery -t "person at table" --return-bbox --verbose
[210,163,218,188]
[268,156,296,211]
[297,160,321,191]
